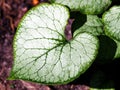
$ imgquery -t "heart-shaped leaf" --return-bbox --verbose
[103,6,120,42]
[50,0,112,14]
[9,3,99,84]
[73,15,103,37]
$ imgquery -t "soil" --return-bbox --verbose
[0,0,120,90]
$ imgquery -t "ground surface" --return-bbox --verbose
[0,0,120,90]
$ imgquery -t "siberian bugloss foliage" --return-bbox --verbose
[8,0,120,89]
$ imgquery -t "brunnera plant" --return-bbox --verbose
[8,0,120,87]
[9,3,99,84]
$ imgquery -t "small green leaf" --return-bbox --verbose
[73,15,103,37]
[103,6,120,41]
[9,3,99,84]
[50,0,112,14]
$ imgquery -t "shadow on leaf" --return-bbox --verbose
[95,35,117,64]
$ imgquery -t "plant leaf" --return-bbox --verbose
[113,40,120,59]
[73,15,103,37]
[50,0,112,14]
[9,3,99,84]
[103,6,120,42]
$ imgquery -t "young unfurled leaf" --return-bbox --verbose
[50,0,112,14]
[103,6,120,42]
[8,3,99,84]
